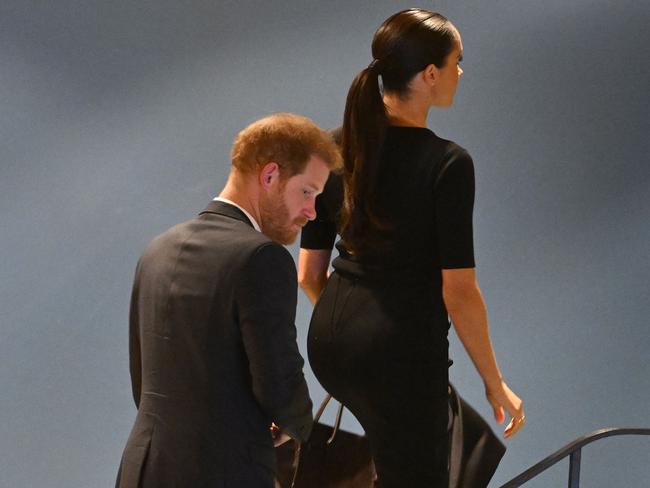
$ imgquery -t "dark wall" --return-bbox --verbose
[1,1,648,486]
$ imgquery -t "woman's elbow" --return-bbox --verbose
[297,272,311,290]
[298,271,321,292]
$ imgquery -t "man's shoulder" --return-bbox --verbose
[174,212,294,268]
[237,241,297,300]
[243,240,295,275]
[139,212,274,262]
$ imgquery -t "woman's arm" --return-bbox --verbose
[298,249,332,305]
[442,267,525,438]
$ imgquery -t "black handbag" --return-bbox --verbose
[275,394,376,488]
[276,384,506,488]
[448,384,507,488]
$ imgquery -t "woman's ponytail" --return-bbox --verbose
[339,62,389,257]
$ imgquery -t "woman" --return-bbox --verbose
[299,9,524,487]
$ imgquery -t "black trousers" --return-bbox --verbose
[308,272,450,488]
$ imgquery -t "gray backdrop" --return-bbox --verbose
[2,1,649,487]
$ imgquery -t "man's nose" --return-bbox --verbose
[304,202,317,221]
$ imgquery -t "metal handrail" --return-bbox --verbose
[499,427,650,488]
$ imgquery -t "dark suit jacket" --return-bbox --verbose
[116,201,313,488]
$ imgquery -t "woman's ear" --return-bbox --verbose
[423,63,439,87]
[259,162,280,189]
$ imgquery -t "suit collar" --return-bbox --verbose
[200,200,256,229]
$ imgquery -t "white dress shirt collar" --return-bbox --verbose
[212,197,261,232]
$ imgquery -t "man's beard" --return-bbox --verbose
[260,189,307,245]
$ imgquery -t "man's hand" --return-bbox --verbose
[270,423,292,447]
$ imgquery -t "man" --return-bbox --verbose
[116,113,341,487]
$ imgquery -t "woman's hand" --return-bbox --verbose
[485,380,525,438]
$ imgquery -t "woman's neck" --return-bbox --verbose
[383,92,429,128]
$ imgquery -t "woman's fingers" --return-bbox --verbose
[504,410,526,438]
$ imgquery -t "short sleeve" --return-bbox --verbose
[300,171,342,250]
[435,148,476,269]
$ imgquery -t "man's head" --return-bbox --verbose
[230,113,341,244]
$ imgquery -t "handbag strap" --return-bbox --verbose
[313,393,333,423]
[290,393,346,488]
[327,401,345,445]
[312,393,346,443]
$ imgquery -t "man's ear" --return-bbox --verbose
[259,162,280,189]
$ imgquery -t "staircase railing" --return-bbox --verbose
[499,427,650,488]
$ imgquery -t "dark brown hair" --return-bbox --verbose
[340,9,458,256]
[231,113,341,177]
